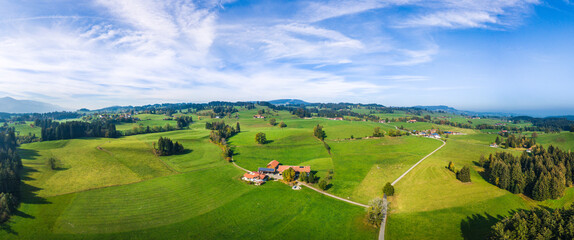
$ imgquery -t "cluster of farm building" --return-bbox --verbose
[242,160,311,185]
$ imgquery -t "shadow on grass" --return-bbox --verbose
[1,164,50,235]
[460,212,505,240]
[17,148,41,161]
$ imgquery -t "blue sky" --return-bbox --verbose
[0,0,572,116]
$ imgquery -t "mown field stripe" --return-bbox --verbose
[391,139,445,186]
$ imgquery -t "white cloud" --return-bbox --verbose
[0,0,543,109]
[399,0,540,29]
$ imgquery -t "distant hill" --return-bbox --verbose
[0,97,66,113]
[547,115,574,121]
[268,99,311,106]
[414,105,513,117]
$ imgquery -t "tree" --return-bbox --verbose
[447,161,456,172]
[255,132,267,144]
[308,171,316,183]
[283,167,296,182]
[318,179,328,190]
[236,122,241,132]
[383,182,394,196]
[279,121,287,128]
[373,127,384,137]
[456,166,471,182]
[299,172,308,182]
[269,118,277,126]
[495,136,501,145]
[313,124,327,140]
[366,198,387,227]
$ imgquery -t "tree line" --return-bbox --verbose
[490,206,574,240]
[480,145,574,201]
[36,119,119,141]
[0,128,23,223]
[206,121,240,161]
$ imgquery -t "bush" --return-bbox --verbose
[383,182,394,196]
[318,179,328,190]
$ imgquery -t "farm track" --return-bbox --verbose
[381,138,446,240]
[231,135,446,240]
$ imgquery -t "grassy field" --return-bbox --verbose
[19,137,174,197]
[3,125,378,239]
[327,137,442,204]
[6,109,572,240]
[386,132,574,239]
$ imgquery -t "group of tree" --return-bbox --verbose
[366,197,388,227]
[255,132,267,144]
[480,145,574,201]
[175,116,193,129]
[153,137,185,156]
[82,113,138,124]
[446,162,472,182]
[0,128,23,223]
[495,134,536,149]
[313,124,327,140]
[372,127,384,137]
[206,121,239,161]
[387,129,403,137]
[36,119,119,141]
[299,171,317,184]
[124,123,177,136]
[490,206,574,240]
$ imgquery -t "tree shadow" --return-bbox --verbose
[264,140,274,144]
[17,148,41,161]
[325,183,333,191]
[0,222,17,236]
[460,212,505,240]
[1,165,50,235]
[178,149,193,155]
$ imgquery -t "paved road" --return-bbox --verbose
[299,183,368,208]
[379,194,388,240]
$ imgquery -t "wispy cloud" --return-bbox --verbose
[0,0,547,109]
[398,0,540,29]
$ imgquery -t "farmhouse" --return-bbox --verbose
[277,165,311,174]
[328,117,344,121]
[242,172,267,185]
[267,160,280,170]
[407,119,417,123]
[253,115,265,119]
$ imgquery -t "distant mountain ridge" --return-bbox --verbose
[0,97,66,113]
[413,105,513,117]
[267,99,312,105]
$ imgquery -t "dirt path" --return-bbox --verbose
[299,182,368,208]
[391,138,445,186]
[96,142,113,156]
[379,138,445,240]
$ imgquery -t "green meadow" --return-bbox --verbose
[386,133,574,240]
[3,122,378,239]
[4,107,574,240]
